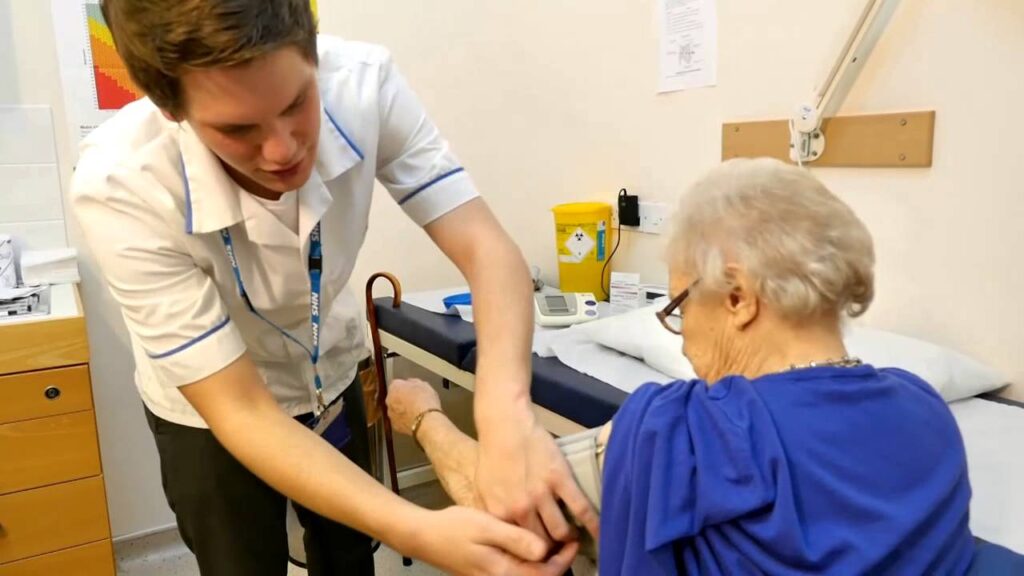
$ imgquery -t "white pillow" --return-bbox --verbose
[842,326,1007,402]
[569,306,697,381]
[569,308,1006,402]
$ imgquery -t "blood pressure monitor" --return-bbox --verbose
[533,292,599,327]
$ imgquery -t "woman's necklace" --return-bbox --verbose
[787,355,863,372]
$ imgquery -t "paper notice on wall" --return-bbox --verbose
[50,1,143,159]
[657,0,718,93]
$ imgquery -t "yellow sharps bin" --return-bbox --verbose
[552,202,612,296]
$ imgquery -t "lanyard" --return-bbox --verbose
[220,222,327,414]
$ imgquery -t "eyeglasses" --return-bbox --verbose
[656,278,700,334]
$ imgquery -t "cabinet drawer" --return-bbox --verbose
[0,476,110,564]
[0,411,102,495]
[0,366,93,425]
[0,539,114,576]
[0,311,88,375]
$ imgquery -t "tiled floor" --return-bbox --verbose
[115,535,442,576]
[115,482,450,576]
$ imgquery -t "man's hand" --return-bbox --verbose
[406,506,579,576]
[424,199,598,542]
[476,406,600,543]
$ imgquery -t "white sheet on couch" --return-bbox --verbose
[949,397,1024,553]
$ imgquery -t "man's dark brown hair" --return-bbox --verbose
[101,0,317,118]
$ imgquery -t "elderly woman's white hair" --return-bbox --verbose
[669,157,875,319]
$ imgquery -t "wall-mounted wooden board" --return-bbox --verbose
[722,111,935,167]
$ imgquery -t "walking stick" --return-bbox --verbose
[364,272,413,567]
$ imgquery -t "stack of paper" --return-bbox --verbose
[0,284,50,319]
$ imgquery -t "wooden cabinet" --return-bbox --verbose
[0,541,114,576]
[0,286,114,574]
[0,366,94,424]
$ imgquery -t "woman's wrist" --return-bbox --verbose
[413,409,483,508]
[410,408,445,449]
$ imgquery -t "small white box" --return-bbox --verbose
[609,271,641,311]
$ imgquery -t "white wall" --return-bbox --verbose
[0,106,68,251]
[0,2,68,254]
[327,0,1024,399]
[3,0,1021,539]
[0,0,175,538]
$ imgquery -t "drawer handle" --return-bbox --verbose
[44,386,62,400]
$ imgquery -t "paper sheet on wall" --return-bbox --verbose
[657,0,718,93]
[50,1,143,160]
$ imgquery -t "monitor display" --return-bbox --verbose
[545,295,569,312]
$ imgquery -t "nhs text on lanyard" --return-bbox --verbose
[220,223,332,425]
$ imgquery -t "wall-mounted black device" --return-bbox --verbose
[618,188,639,227]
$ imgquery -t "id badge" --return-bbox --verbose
[309,398,351,451]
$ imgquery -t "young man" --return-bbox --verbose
[72,1,596,574]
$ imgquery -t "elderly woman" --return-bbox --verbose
[387,157,974,574]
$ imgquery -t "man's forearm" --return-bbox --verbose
[467,230,534,413]
[424,199,535,422]
[216,405,424,542]
[181,358,425,554]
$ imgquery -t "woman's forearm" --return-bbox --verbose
[416,412,484,508]
[416,414,614,509]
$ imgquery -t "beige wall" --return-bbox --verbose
[329,0,1024,400]
[2,0,1019,538]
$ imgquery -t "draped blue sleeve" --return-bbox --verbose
[597,366,975,576]
[599,379,780,575]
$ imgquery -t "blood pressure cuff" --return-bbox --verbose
[557,427,604,567]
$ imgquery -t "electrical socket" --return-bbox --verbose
[639,201,670,234]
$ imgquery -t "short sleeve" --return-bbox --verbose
[374,56,479,226]
[72,167,247,387]
[600,380,778,573]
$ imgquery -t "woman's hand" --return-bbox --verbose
[404,506,579,576]
[387,378,485,509]
[386,378,441,436]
